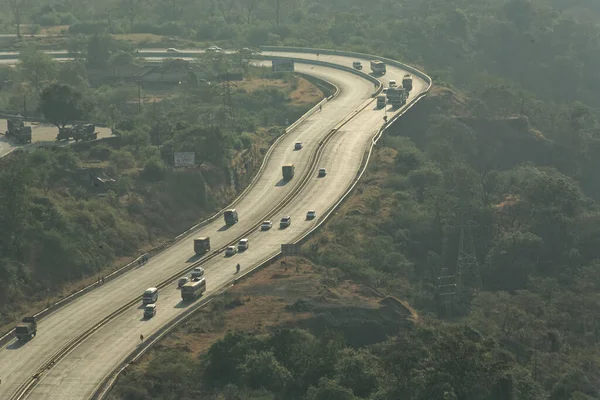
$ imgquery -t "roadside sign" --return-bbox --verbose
[272,59,294,72]
[174,152,195,167]
[281,243,301,256]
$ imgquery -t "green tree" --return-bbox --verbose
[40,83,90,128]
[17,46,58,95]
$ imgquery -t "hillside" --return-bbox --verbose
[107,85,600,399]
[0,73,324,332]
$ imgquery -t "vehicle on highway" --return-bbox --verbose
[389,79,397,87]
[280,216,292,228]
[194,236,210,254]
[178,276,190,288]
[181,278,206,301]
[306,210,316,220]
[376,95,386,108]
[15,317,37,341]
[206,45,222,52]
[352,61,362,70]
[239,47,254,55]
[224,209,239,225]
[167,48,180,53]
[282,164,295,181]
[402,74,413,91]
[142,287,159,304]
[261,220,273,230]
[370,60,386,75]
[191,267,205,279]
[318,168,327,177]
[238,238,249,251]
[225,245,237,256]
[143,304,156,318]
[294,141,303,150]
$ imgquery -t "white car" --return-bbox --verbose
[238,238,249,251]
[167,48,180,53]
[261,220,273,230]
[294,142,303,150]
[280,216,292,228]
[225,246,237,256]
[207,45,222,53]
[389,79,397,87]
[306,210,316,220]
[191,267,204,279]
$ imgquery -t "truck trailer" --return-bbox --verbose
[15,317,37,341]
[194,237,210,254]
[282,164,295,181]
[370,60,386,75]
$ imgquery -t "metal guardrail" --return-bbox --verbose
[92,47,432,399]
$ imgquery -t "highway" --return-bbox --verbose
[0,50,429,399]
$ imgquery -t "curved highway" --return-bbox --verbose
[0,50,429,399]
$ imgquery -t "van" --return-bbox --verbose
[144,304,156,318]
[142,287,158,304]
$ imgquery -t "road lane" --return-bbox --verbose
[0,62,374,399]
[25,54,428,400]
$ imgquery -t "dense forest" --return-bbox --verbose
[2,0,600,398]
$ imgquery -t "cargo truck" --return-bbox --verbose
[194,237,210,254]
[370,60,386,75]
[282,164,295,180]
[181,278,207,301]
[402,74,413,91]
[15,317,37,341]
[386,87,408,108]
[224,209,238,225]
[5,119,32,144]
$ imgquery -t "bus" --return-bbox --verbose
[181,278,206,301]
[370,60,386,75]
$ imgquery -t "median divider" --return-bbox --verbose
[0,63,351,349]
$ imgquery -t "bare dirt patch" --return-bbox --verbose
[158,258,414,357]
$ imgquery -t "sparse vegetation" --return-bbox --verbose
[3,0,600,398]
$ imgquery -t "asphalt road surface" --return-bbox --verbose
[0,61,377,399]
[0,51,428,399]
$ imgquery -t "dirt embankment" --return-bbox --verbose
[152,258,417,358]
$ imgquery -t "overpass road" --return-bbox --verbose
[0,50,428,399]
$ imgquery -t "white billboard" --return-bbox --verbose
[174,152,195,167]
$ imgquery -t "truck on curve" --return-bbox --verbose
[224,209,238,225]
[15,317,37,341]
[181,278,207,301]
[402,74,413,92]
[282,164,295,181]
[370,60,386,75]
[386,87,408,108]
[194,237,210,254]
